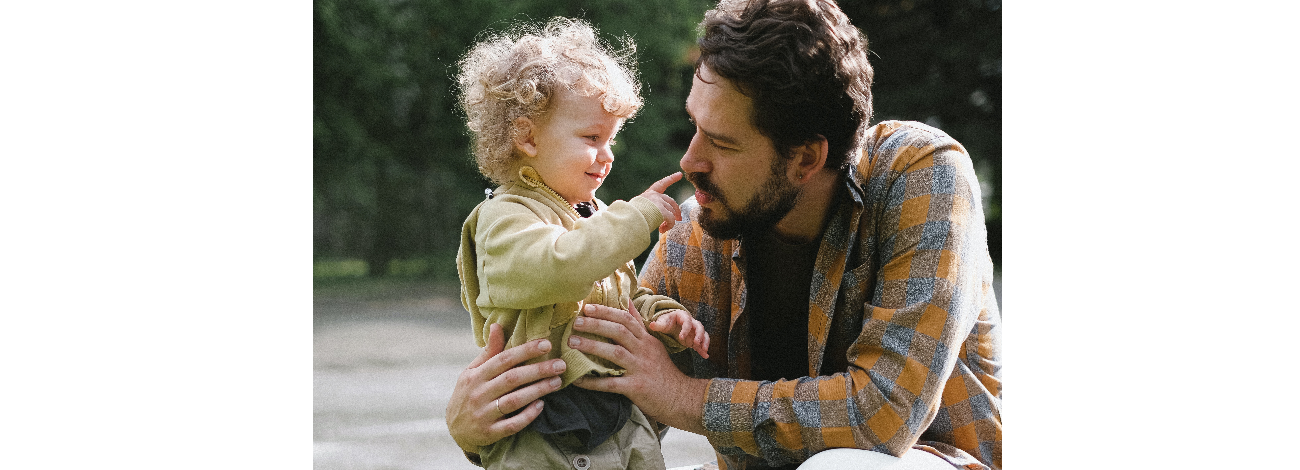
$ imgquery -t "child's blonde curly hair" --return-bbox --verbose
[456,18,643,185]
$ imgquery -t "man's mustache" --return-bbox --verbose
[685,172,720,201]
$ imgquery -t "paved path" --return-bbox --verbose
[314,276,1001,469]
[313,281,716,470]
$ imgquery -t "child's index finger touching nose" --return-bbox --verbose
[648,172,683,194]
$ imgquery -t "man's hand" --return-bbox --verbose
[569,302,709,434]
[648,309,710,359]
[445,323,566,453]
[640,172,683,233]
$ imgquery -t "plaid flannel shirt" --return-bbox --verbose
[641,121,1002,469]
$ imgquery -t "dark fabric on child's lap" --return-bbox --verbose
[529,385,632,453]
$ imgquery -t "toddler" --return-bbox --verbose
[455,17,710,470]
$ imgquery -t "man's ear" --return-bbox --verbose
[513,117,539,159]
[787,135,829,183]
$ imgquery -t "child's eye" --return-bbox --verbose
[585,135,599,142]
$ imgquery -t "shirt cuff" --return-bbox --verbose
[628,196,666,233]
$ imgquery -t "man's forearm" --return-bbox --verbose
[642,375,710,435]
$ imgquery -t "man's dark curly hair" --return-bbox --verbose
[697,0,873,170]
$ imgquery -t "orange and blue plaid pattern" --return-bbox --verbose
[641,121,1002,469]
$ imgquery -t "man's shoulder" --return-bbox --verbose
[852,120,972,185]
[863,120,958,149]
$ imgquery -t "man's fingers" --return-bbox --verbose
[571,375,621,394]
[495,374,561,416]
[647,172,683,194]
[625,300,640,333]
[488,323,505,355]
[477,338,547,378]
[581,304,643,341]
[488,400,544,438]
[466,323,506,369]
[569,334,635,369]
[585,302,639,326]
[464,343,494,370]
[488,357,565,402]
[476,338,562,399]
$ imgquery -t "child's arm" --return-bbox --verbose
[631,288,710,359]
[476,204,659,309]
[648,309,710,359]
[476,173,683,308]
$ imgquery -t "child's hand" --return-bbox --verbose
[640,172,683,233]
[648,309,710,359]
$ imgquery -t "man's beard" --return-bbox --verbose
[687,159,801,240]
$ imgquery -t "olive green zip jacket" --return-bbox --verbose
[458,166,689,386]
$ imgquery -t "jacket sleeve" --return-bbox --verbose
[690,124,994,466]
[476,195,664,309]
[631,285,689,354]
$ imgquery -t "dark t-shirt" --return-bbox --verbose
[743,229,821,470]
[744,230,820,383]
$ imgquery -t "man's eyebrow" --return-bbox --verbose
[685,107,741,147]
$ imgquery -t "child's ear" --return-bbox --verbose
[513,117,539,159]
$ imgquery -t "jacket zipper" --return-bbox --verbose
[522,172,583,220]
[520,172,605,305]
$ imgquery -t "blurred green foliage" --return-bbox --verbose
[314,0,1001,279]
[313,258,369,279]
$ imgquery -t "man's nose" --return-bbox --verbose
[680,132,711,173]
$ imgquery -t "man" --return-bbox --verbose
[447,0,1001,468]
